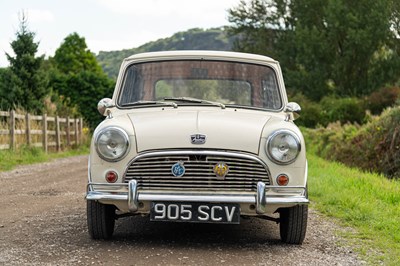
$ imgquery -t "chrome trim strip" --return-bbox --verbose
[88,182,128,187]
[304,160,308,195]
[86,192,127,201]
[86,191,309,205]
[87,156,92,184]
[86,182,305,190]
[139,194,255,203]
[267,197,309,204]
[256,181,267,214]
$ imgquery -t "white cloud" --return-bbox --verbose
[87,28,168,53]
[88,39,137,53]
[98,0,184,16]
[97,0,239,24]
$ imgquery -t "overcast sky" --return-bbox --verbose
[0,0,241,67]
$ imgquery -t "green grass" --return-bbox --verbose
[308,152,400,265]
[0,145,89,172]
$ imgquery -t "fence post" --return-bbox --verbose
[55,116,61,151]
[26,113,31,146]
[74,118,78,146]
[66,117,71,147]
[10,110,15,150]
[79,118,83,145]
[42,113,48,153]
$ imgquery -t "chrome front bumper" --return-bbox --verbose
[86,180,309,214]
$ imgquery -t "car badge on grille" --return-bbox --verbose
[171,161,186,177]
[190,134,206,144]
[213,163,229,180]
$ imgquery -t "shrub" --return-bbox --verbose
[359,107,400,178]
[303,122,360,159]
[305,106,400,179]
[319,96,366,125]
[290,94,366,128]
[365,86,400,115]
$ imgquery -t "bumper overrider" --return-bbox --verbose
[86,181,309,215]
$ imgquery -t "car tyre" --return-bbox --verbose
[87,200,115,240]
[279,204,308,244]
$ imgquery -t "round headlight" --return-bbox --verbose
[95,127,129,162]
[266,130,301,164]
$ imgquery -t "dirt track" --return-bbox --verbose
[0,155,364,265]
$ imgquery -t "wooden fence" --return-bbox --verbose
[0,110,84,152]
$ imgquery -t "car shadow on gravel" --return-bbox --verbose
[112,215,284,247]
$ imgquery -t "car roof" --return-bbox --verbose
[124,50,277,64]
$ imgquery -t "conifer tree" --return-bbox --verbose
[5,14,48,112]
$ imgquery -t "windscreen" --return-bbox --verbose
[118,60,282,110]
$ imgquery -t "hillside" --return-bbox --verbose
[96,27,236,79]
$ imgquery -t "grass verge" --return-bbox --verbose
[0,145,89,172]
[308,152,400,265]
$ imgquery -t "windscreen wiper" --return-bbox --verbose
[164,97,225,109]
[126,100,178,108]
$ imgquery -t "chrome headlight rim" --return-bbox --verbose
[95,126,130,162]
[266,129,301,165]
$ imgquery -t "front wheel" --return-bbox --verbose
[279,204,308,244]
[87,200,116,240]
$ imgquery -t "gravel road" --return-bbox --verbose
[0,155,365,265]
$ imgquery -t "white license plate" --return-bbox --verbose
[150,202,240,224]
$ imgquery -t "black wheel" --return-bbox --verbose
[87,200,116,240]
[279,204,308,244]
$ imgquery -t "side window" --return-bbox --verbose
[119,66,144,105]
[262,73,281,109]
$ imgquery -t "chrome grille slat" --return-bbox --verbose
[128,168,213,173]
[127,172,266,177]
[124,152,270,192]
[125,176,266,181]
[140,184,257,188]
[139,183,257,187]
[137,157,186,160]
[138,179,262,183]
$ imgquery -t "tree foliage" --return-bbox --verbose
[1,15,48,112]
[49,33,114,129]
[52,71,113,129]
[228,0,400,100]
[0,68,12,108]
[53,32,103,75]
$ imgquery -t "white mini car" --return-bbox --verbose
[86,51,309,244]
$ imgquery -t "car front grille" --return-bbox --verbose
[124,151,270,192]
